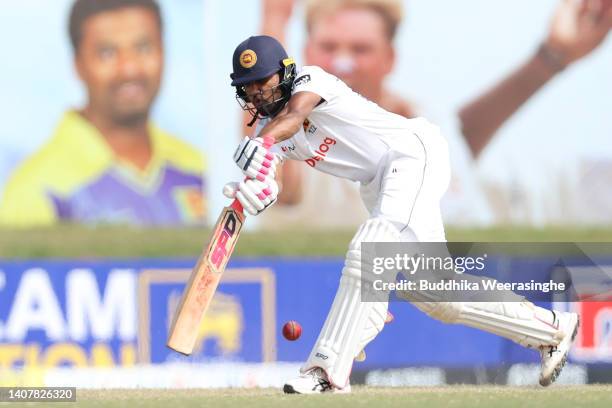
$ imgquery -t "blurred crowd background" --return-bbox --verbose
[0,0,610,229]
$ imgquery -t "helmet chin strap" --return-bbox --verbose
[247,112,259,127]
[246,100,283,127]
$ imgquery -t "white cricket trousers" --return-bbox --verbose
[359,118,451,243]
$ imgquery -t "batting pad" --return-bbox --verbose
[404,290,562,348]
[301,218,400,388]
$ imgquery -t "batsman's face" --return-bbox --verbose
[75,7,163,126]
[305,7,394,99]
[243,73,283,110]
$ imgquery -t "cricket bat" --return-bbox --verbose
[167,137,272,355]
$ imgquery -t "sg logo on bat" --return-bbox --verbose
[209,208,243,271]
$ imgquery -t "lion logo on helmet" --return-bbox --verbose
[239,49,257,69]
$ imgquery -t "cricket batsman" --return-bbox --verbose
[224,35,580,393]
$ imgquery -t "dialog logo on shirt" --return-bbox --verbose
[305,137,337,167]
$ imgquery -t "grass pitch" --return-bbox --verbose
[25,385,612,408]
[1,225,612,258]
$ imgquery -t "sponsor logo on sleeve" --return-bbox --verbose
[302,119,318,134]
[281,144,296,153]
[293,74,311,89]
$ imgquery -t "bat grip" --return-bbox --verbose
[231,199,244,213]
[231,136,275,214]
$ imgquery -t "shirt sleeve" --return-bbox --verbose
[291,66,337,102]
[269,144,286,161]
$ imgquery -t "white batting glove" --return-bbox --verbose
[233,136,280,182]
[223,178,279,216]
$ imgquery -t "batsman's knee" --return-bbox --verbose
[342,217,401,280]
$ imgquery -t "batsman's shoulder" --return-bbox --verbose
[299,64,324,74]
[296,65,329,80]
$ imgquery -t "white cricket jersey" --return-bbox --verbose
[259,65,431,184]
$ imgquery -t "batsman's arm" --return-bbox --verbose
[258,91,322,142]
[257,92,318,203]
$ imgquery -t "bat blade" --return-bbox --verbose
[166,201,245,355]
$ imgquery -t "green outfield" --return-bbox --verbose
[0,225,612,258]
[16,386,612,408]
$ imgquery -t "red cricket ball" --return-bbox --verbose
[282,320,302,341]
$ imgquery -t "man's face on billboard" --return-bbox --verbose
[75,6,163,126]
[305,7,394,99]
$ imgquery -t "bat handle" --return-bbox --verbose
[231,199,244,213]
[231,136,275,214]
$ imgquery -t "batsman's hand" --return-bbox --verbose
[233,136,280,182]
[223,178,279,216]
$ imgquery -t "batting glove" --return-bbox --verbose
[233,136,280,182]
[223,178,279,216]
